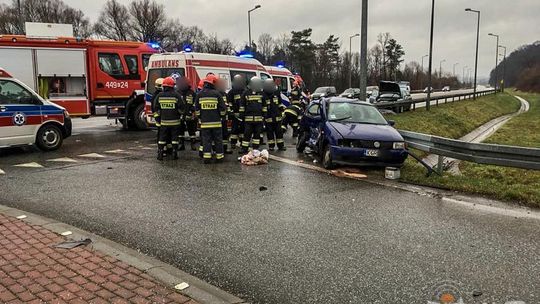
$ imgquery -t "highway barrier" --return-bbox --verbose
[375,89,496,112]
[400,130,540,171]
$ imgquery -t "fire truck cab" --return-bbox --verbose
[144,52,271,125]
[0,23,158,130]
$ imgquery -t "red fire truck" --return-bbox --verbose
[0,34,158,130]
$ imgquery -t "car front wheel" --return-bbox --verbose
[296,132,308,153]
[36,124,63,151]
[322,145,335,169]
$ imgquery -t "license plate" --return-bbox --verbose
[365,149,379,157]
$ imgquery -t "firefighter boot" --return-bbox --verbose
[172,146,179,160]
[157,147,164,161]
[179,139,186,151]
[190,139,197,151]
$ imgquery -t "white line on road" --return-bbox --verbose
[78,153,106,158]
[13,162,43,168]
[0,168,4,175]
[104,149,130,154]
[47,157,78,163]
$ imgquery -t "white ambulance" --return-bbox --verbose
[264,65,296,94]
[144,52,272,124]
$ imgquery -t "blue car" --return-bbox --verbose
[296,97,408,169]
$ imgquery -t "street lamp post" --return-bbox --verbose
[488,33,500,92]
[359,0,368,101]
[465,8,480,99]
[248,5,261,49]
[349,33,360,88]
[499,45,507,92]
[453,63,459,78]
[462,65,468,87]
[439,59,446,78]
[426,0,435,111]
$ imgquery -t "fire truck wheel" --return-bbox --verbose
[133,103,148,130]
[36,124,63,151]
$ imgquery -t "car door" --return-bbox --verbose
[0,79,43,146]
[304,102,323,148]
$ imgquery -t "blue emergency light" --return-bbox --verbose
[183,44,193,52]
[147,42,161,50]
[237,50,254,58]
[276,61,285,68]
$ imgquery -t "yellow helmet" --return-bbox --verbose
[155,78,164,88]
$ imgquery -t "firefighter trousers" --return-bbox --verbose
[179,119,197,144]
[230,117,244,146]
[158,125,180,149]
[266,121,284,149]
[281,113,299,137]
[242,122,263,152]
[222,120,230,152]
[201,128,224,160]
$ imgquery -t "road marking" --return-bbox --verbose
[60,231,72,236]
[0,168,4,175]
[174,282,189,291]
[141,147,153,150]
[14,162,43,168]
[47,157,78,163]
[16,215,27,219]
[104,149,129,154]
[78,153,106,158]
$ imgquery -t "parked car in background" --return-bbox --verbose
[423,87,434,93]
[339,88,361,99]
[296,97,408,169]
[442,86,451,92]
[376,81,412,112]
[398,81,411,94]
[311,86,337,100]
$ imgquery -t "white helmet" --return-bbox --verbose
[249,76,263,92]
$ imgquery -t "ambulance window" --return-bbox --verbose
[0,80,34,104]
[142,54,152,69]
[124,55,139,75]
[274,76,288,92]
[289,77,295,88]
[146,68,185,95]
[260,73,271,80]
[98,53,125,76]
[229,70,255,86]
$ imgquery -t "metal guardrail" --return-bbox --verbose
[400,130,540,171]
[375,89,496,112]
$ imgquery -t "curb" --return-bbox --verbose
[0,204,248,304]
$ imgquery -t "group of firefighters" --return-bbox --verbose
[151,73,306,163]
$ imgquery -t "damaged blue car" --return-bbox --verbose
[296,97,408,169]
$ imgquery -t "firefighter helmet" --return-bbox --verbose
[198,79,204,90]
[155,78,164,89]
[204,74,219,85]
[232,74,246,90]
[249,76,263,92]
[263,79,276,93]
[162,77,175,88]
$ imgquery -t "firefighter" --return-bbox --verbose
[177,77,197,151]
[152,78,164,148]
[290,80,303,107]
[194,74,227,164]
[155,77,185,161]
[240,76,267,154]
[227,74,246,149]
[281,103,303,138]
[215,78,233,154]
[263,79,286,151]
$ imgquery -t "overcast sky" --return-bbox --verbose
[6,0,540,79]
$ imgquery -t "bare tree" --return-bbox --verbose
[62,7,91,37]
[129,0,167,42]
[94,0,132,41]
[377,32,390,79]
[162,20,207,52]
[202,33,234,55]
[257,33,274,62]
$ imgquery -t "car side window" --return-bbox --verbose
[0,80,34,105]
[307,103,320,116]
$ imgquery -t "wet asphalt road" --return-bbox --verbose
[1,118,539,304]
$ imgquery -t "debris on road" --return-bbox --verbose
[174,282,190,291]
[330,168,368,179]
[16,215,27,219]
[241,149,269,166]
[53,238,92,249]
[259,186,268,191]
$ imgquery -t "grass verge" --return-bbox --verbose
[391,91,540,207]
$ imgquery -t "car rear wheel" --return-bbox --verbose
[322,145,335,169]
[36,124,63,151]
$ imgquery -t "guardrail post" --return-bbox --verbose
[436,155,444,175]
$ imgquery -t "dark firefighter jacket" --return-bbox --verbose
[240,90,267,123]
[264,92,285,122]
[195,83,226,129]
[226,88,244,118]
[155,87,184,126]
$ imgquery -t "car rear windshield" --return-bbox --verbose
[328,102,388,125]
[314,87,333,93]
[146,68,185,95]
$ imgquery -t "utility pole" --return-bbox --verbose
[247,5,261,49]
[426,0,435,111]
[359,0,368,101]
[349,33,360,88]
[465,8,480,99]
[488,33,500,92]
